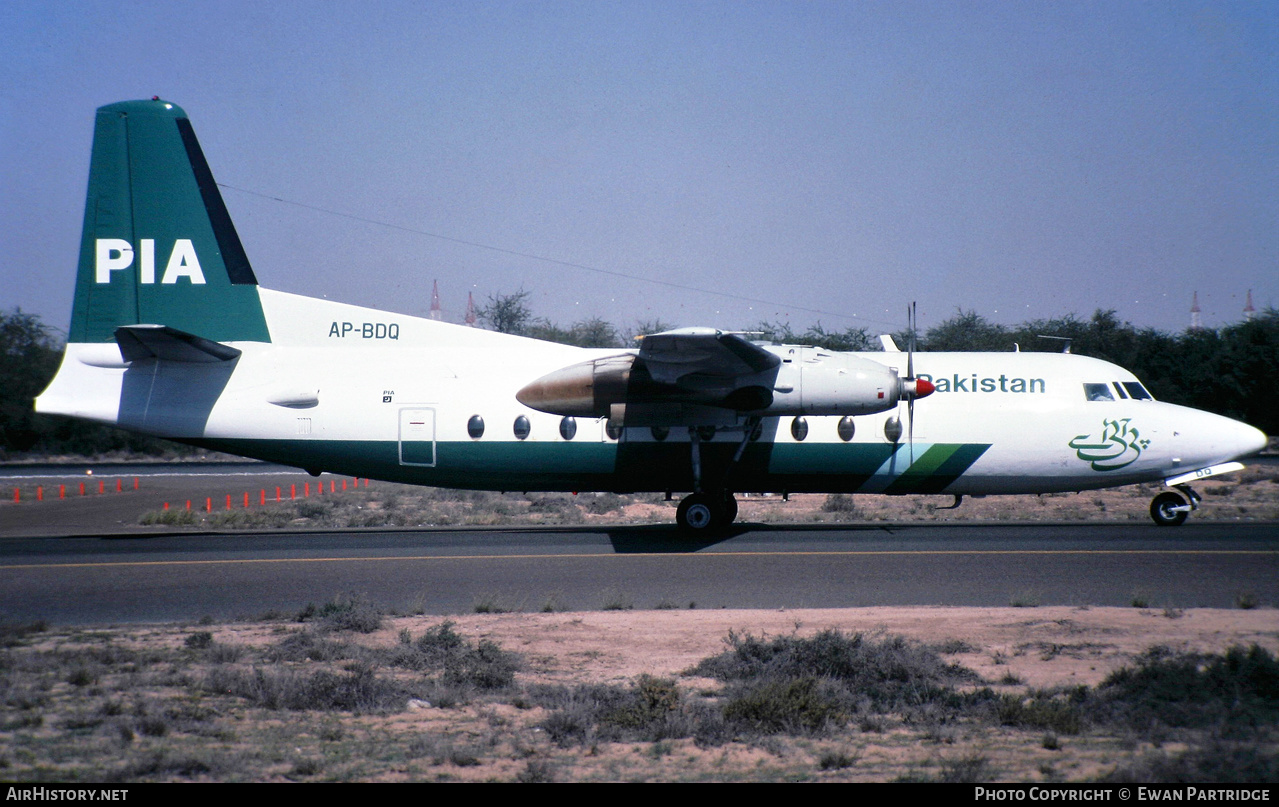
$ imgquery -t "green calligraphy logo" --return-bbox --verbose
[1068,418,1150,471]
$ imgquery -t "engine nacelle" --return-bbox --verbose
[515,354,634,418]
[516,345,934,422]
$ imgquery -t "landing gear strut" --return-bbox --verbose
[674,419,755,533]
[1150,484,1200,527]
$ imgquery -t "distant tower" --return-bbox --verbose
[429,280,442,321]
[1244,289,1256,322]
[464,292,477,327]
[1190,291,1202,330]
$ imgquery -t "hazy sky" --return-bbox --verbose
[3,1,1275,337]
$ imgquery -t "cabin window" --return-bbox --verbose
[884,417,902,443]
[837,416,855,442]
[1121,382,1154,401]
[650,425,669,442]
[467,415,485,439]
[696,425,717,442]
[791,417,808,441]
[559,416,577,440]
[1083,383,1114,402]
[605,421,622,441]
[513,415,531,440]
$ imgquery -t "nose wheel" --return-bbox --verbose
[676,492,738,533]
[1150,486,1198,527]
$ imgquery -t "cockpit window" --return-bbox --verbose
[1083,383,1114,402]
[1113,383,1129,399]
[1122,382,1154,401]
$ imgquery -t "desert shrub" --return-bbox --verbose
[379,621,520,691]
[722,676,849,733]
[105,750,223,781]
[0,621,47,648]
[205,665,409,714]
[693,630,976,711]
[938,753,995,783]
[139,509,200,526]
[821,494,857,513]
[265,630,362,663]
[515,759,557,783]
[603,675,682,730]
[294,500,334,519]
[526,496,573,514]
[1096,645,1279,734]
[582,493,626,515]
[533,676,709,746]
[1102,742,1279,784]
[819,750,858,770]
[307,594,384,634]
[993,688,1086,735]
[533,682,634,746]
[184,632,214,649]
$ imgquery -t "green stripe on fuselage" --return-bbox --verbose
[882,443,991,494]
[189,437,989,494]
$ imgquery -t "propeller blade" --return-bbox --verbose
[907,302,916,463]
[908,397,915,464]
[906,304,915,381]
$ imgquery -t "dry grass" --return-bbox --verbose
[1,607,1275,782]
[132,466,1279,530]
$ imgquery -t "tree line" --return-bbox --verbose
[2,300,1274,457]
[476,291,1278,434]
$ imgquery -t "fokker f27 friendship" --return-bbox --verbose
[36,99,1269,531]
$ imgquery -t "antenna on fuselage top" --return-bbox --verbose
[1037,335,1072,354]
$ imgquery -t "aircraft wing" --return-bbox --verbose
[637,328,780,389]
[517,328,782,418]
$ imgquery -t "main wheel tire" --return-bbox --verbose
[677,493,723,532]
[1150,491,1189,527]
[721,493,738,524]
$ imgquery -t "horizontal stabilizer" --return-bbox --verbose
[114,324,242,363]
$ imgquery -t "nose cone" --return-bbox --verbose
[1236,421,1269,458]
[1160,405,1268,470]
[914,377,935,399]
[1192,411,1269,464]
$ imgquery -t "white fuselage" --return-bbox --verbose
[36,288,1267,497]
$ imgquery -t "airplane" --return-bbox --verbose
[35,99,1269,532]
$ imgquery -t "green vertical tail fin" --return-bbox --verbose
[69,99,270,344]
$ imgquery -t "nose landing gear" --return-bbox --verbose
[1149,484,1200,527]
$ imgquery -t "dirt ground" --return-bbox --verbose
[2,459,1276,781]
[450,606,1279,692]
[3,605,1276,782]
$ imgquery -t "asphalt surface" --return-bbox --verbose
[1,462,1276,624]
[1,521,1276,624]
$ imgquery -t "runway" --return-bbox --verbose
[1,522,1275,624]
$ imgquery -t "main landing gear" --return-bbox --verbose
[676,491,738,532]
[673,419,754,533]
[1149,485,1200,527]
